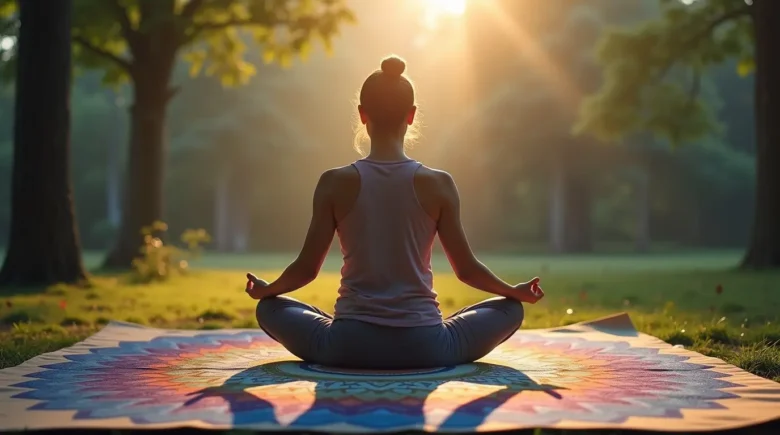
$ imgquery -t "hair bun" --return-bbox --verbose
[381,56,406,77]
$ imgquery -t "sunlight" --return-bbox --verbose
[477,0,581,105]
[419,0,468,29]
[426,0,467,16]
[0,37,14,51]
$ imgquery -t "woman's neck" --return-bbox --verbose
[366,135,408,162]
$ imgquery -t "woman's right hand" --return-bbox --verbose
[514,277,544,304]
[246,273,270,300]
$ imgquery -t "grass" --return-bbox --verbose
[0,251,779,434]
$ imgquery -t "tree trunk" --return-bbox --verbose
[230,167,251,253]
[231,197,250,253]
[548,161,566,254]
[634,170,651,253]
[0,0,87,287]
[102,61,174,269]
[106,93,123,229]
[563,171,593,253]
[741,0,780,269]
[214,167,231,252]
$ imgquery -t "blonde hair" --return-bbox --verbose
[352,55,422,156]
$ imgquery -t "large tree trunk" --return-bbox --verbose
[102,38,176,269]
[741,0,780,269]
[0,0,87,287]
[102,81,171,268]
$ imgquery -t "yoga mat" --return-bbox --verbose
[1,313,779,433]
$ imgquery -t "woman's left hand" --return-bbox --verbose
[245,273,270,300]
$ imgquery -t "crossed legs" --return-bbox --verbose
[256,295,524,368]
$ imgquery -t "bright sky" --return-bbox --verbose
[419,0,468,30]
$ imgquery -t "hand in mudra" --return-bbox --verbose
[514,277,544,304]
[245,273,269,300]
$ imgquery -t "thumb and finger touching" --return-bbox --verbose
[246,273,269,288]
[525,277,544,300]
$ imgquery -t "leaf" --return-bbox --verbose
[737,56,755,77]
[0,0,16,19]
[12,0,356,92]
[182,49,207,77]
[179,0,355,86]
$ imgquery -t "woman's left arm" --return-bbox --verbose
[247,170,337,300]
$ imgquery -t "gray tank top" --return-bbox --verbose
[333,158,442,327]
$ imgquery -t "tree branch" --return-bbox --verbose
[72,36,132,72]
[657,4,752,80]
[180,0,205,18]
[176,0,234,47]
[181,17,275,46]
[196,18,270,32]
[109,0,140,53]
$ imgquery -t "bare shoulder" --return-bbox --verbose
[319,165,360,219]
[414,166,459,221]
[318,165,359,191]
[416,165,458,194]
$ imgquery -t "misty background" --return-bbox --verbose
[0,0,755,256]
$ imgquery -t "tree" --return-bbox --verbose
[577,0,780,268]
[166,70,312,252]
[456,1,653,253]
[0,0,87,287]
[3,0,354,268]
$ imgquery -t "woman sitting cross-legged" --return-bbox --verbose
[246,55,545,370]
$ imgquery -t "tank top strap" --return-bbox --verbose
[349,159,419,210]
[353,159,420,184]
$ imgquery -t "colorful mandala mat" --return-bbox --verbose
[1,313,779,433]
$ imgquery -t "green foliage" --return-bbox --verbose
[1,0,355,87]
[0,0,17,83]
[131,221,211,283]
[576,0,754,145]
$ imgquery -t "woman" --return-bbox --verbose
[246,56,545,369]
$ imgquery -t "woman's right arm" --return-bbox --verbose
[434,171,543,304]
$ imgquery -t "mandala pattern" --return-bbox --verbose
[8,323,744,432]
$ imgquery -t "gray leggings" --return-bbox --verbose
[255,296,524,369]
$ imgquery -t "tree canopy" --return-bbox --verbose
[577,0,780,269]
[2,0,354,87]
[2,0,355,269]
[576,0,754,145]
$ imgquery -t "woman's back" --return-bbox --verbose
[333,158,441,327]
[248,55,543,369]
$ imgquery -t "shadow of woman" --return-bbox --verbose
[184,360,566,431]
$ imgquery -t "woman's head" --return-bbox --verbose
[354,56,418,154]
